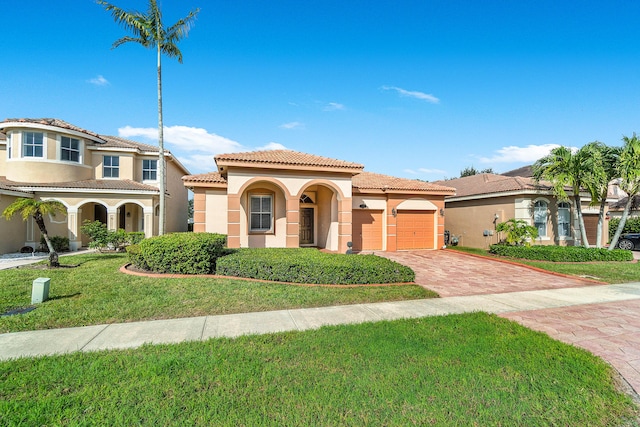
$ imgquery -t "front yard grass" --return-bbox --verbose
[1,313,636,426]
[0,253,434,333]
[449,246,639,284]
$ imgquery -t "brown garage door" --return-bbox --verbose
[397,210,435,250]
[352,209,383,251]
[583,214,600,246]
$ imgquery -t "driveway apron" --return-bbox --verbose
[381,249,640,395]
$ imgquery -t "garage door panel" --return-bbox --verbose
[397,210,435,250]
[353,210,383,251]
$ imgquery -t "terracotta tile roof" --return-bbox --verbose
[501,165,534,178]
[0,177,158,192]
[182,172,227,184]
[434,173,552,198]
[1,118,103,140]
[609,195,640,211]
[353,172,455,193]
[0,180,32,195]
[98,135,160,152]
[215,150,364,170]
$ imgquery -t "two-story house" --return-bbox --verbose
[0,118,189,254]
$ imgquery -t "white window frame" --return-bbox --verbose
[142,159,158,181]
[249,194,273,233]
[557,202,571,238]
[22,131,44,158]
[60,136,81,163]
[103,155,120,178]
[6,132,11,159]
[533,200,548,237]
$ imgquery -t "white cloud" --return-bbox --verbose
[381,86,439,104]
[478,144,578,164]
[119,125,242,153]
[279,121,305,130]
[88,75,109,86]
[323,102,345,111]
[117,125,288,174]
[419,168,448,174]
[257,142,287,150]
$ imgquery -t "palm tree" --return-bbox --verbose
[98,0,199,235]
[609,134,640,250]
[2,198,67,267]
[532,145,602,248]
[581,142,620,248]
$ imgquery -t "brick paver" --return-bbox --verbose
[380,249,603,297]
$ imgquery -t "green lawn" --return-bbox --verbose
[1,313,636,426]
[449,246,639,284]
[0,253,434,333]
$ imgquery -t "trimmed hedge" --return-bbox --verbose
[489,244,634,262]
[609,217,640,239]
[216,248,415,284]
[127,233,227,274]
[39,235,70,253]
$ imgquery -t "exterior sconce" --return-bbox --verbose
[126,212,131,218]
[359,202,368,209]
[391,208,397,217]
[439,208,445,217]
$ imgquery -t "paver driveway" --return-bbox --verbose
[381,249,640,395]
[380,249,603,297]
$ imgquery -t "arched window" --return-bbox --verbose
[534,200,548,237]
[558,202,571,237]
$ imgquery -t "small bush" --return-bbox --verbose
[489,244,634,262]
[216,248,415,284]
[131,233,227,274]
[39,236,70,253]
[81,220,145,251]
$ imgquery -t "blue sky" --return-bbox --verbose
[3,0,640,179]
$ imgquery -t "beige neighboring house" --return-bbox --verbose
[183,150,455,253]
[435,173,608,249]
[0,118,189,254]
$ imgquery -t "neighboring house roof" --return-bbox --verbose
[353,172,455,194]
[1,118,105,142]
[434,173,553,200]
[182,172,227,187]
[609,195,640,211]
[501,165,534,178]
[215,150,365,173]
[0,177,159,193]
[98,135,161,152]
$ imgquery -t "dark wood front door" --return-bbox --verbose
[300,208,314,245]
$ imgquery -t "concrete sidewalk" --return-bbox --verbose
[2,282,639,361]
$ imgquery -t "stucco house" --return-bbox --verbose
[0,118,189,254]
[435,173,608,249]
[183,150,455,253]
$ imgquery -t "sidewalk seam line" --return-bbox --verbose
[79,324,110,351]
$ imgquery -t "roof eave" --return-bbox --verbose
[216,160,363,175]
[0,121,106,144]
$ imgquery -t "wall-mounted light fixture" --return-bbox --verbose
[359,202,368,209]
[126,212,131,218]
[391,208,397,217]
[439,208,445,217]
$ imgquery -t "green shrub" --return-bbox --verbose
[489,244,634,262]
[39,236,70,253]
[132,233,227,274]
[609,217,640,240]
[216,248,415,284]
[81,220,145,251]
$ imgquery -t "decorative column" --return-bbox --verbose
[144,207,154,238]
[66,207,81,251]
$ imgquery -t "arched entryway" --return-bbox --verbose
[298,183,341,251]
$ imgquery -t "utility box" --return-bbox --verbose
[31,278,51,304]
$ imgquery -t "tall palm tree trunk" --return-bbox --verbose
[574,194,590,248]
[157,38,166,236]
[595,189,608,249]
[609,196,634,250]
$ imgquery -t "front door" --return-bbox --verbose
[299,208,314,245]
